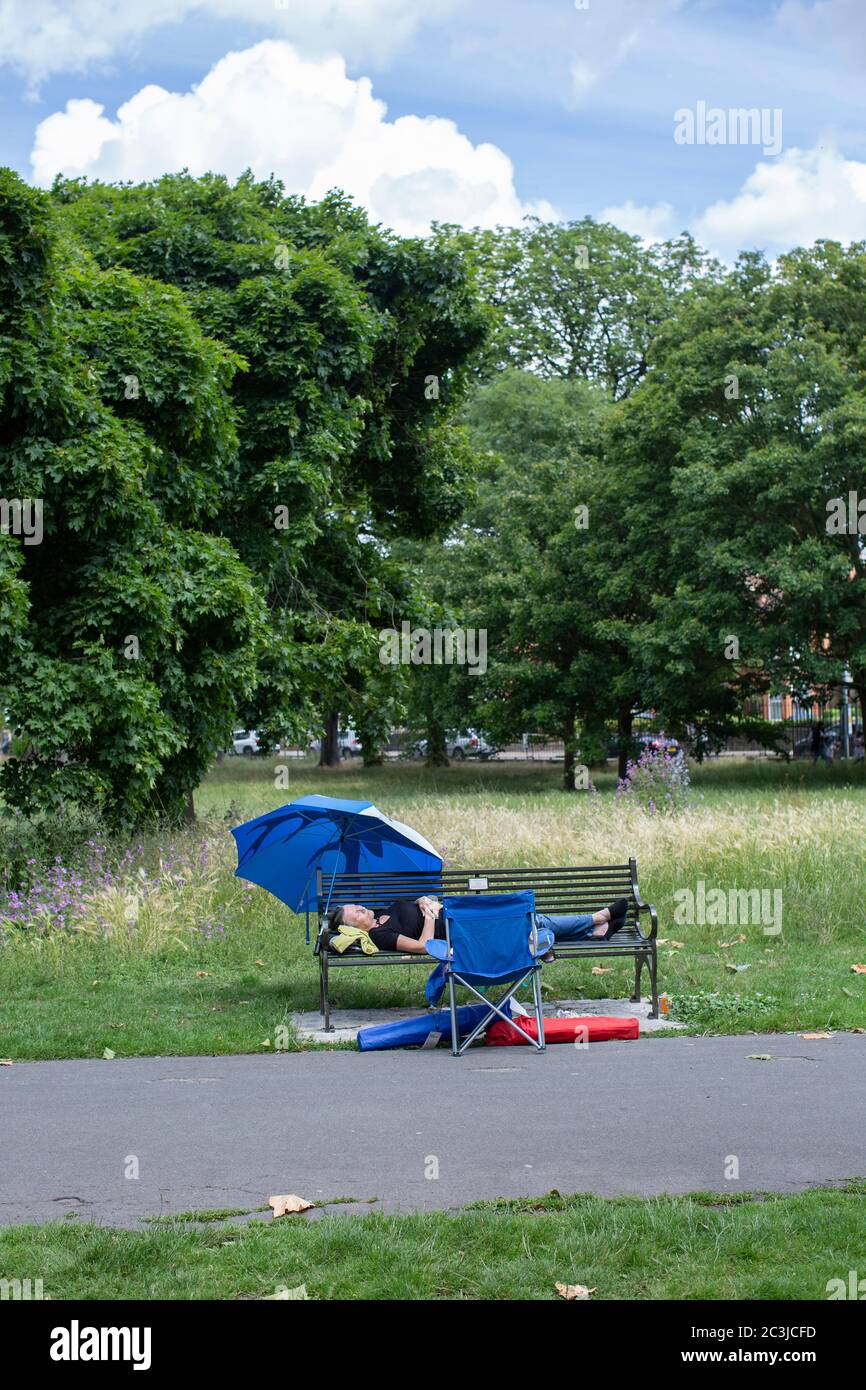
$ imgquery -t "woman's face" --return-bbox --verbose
[342,903,376,930]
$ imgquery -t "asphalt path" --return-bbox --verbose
[2,1032,864,1227]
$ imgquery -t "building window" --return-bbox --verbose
[768,695,783,722]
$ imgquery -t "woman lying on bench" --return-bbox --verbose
[329,896,629,954]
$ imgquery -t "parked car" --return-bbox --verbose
[338,726,362,758]
[308,727,362,758]
[606,732,680,759]
[410,729,496,760]
[230,729,260,756]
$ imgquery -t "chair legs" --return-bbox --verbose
[447,970,460,1055]
[447,968,546,1056]
[531,965,546,1050]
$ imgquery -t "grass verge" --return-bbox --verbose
[1,1183,862,1300]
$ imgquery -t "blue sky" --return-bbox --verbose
[2,0,866,259]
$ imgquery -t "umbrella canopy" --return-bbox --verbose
[230,794,443,913]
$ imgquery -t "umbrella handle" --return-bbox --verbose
[321,828,346,917]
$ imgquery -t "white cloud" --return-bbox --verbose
[694,143,866,260]
[0,0,462,84]
[30,40,555,236]
[598,199,677,243]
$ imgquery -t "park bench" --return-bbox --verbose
[313,861,658,1031]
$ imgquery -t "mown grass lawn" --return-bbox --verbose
[2,1184,863,1300]
[1,757,865,1060]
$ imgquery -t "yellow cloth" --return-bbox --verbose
[329,924,379,955]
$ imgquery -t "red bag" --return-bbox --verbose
[486,1014,639,1046]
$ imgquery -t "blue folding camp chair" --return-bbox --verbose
[425,891,553,1056]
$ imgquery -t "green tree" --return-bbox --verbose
[428,369,619,789]
[0,170,267,826]
[609,242,866,728]
[457,217,715,396]
[52,174,488,758]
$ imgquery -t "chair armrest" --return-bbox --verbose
[425,939,451,962]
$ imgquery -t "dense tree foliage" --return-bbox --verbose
[0,170,267,825]
[609,242,866,726]
[52,173,488,755]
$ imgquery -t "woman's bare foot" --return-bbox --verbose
[591,907,610,937]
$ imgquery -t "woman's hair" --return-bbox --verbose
[328,906,348,932]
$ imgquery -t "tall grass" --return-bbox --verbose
[0,757,864,1054]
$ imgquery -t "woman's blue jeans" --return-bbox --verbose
[536,912,597,941]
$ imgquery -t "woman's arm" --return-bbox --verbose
[394,902,438,954]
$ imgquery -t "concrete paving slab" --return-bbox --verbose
[292,996,681,1043]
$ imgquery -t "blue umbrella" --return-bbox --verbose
[230,794,443,920]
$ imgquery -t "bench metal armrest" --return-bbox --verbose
[634,900,658,940]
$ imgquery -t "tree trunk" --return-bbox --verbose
[184,791,196,824]
[617,707,633,782]
[855,681,866,745]
[319,711,341,767]
[562,703,577,792]
[425,717,450,768]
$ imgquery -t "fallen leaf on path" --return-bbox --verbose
[254,960,265,966]
[657,938,684,947]
[747,1053,774,1061]
[801,1032,833,1040]
[591,966,611,976]
[102,1048,115,1060]
[266,1284,309,1300]
[720,936,747,948]
[269,1194,313,1218]
[0,1059,12,1066]
[852,1027,866,1034]
[260,1039,271,1048]
[555,1281,595,1300]
[851,964,866,975]
[195,971,210,978]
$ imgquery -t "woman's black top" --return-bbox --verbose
[367,898,445,952]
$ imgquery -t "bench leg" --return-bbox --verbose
[630,953,644,1006]
[320,953,333,1032]
[646,947,659,1019]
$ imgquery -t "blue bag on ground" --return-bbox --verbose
[358,1002,506,1051]
[425,961,447,1005]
